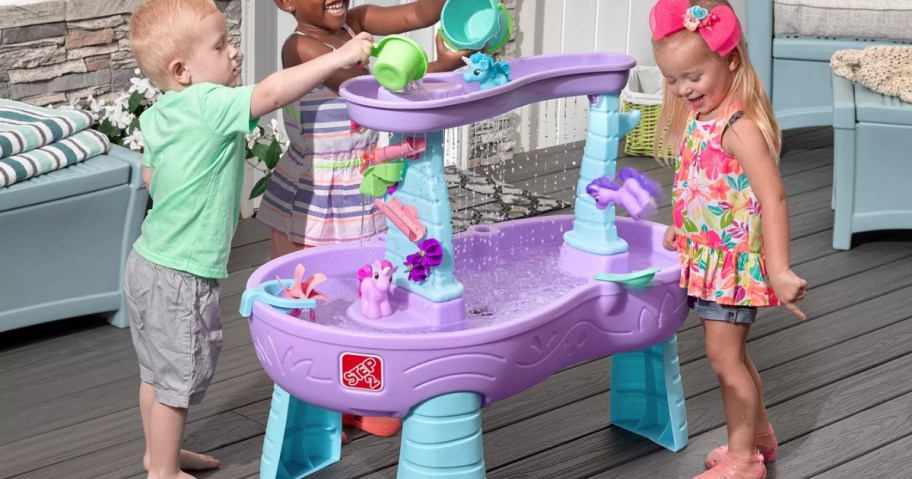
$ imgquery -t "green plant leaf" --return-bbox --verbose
[129,117,140,134]
[263,140,282,169]
[128,90,143,113]
[249,172,272,199]
[251,143,270,161]
[98,119,120,137]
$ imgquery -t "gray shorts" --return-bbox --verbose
[688,296,758,324]
[124,250,222,408]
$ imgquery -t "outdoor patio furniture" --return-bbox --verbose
[832,73,912,249]
[746,0,912,130]
[0,145,148,332]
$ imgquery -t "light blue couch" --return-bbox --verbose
[746,0,907,130]
[0,145,148,332]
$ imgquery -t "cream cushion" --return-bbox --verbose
[774,0,912,43]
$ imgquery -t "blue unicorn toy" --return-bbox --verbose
[463,52,511,90]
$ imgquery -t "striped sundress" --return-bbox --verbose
[256,27,387,246]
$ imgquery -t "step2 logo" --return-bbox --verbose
[340,353,383,391]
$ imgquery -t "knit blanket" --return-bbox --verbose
[831,46,912,104]
[0,99,111,188]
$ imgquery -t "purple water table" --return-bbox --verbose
[341,52,637,133]
[242,53,689,479]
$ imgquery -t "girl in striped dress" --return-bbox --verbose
[258,0,468,256]
[257,0,469,436]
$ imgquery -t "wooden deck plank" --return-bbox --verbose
[488,311,912,479]
[595,337,912,479]
[813,432,912,479]
[6,411,262,479]
[0,300,266,446]
[766,392,912,478]
[507,345,912,479]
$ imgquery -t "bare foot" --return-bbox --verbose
[147,471,197,479]
[143,450,220,471]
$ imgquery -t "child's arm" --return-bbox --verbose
[348,0,445,36]
[725,118,808,320]
[427,32,473,74]
[349,0,469,74]
[280,34,368,92]
[250,32,373,119]
[279,0,468,91]
[284,31,468,93]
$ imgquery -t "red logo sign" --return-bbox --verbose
[340,353,383,391]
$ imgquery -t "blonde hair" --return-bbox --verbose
[652,0,781,165]
[130,0,220,89]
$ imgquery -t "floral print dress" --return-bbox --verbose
[672,103,780,307]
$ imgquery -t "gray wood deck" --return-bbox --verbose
[3,127,912,479]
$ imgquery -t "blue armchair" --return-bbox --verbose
[745,0,908,130]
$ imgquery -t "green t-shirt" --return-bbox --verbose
[134,83,258,279]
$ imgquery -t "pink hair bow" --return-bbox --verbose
[650,0,741,57]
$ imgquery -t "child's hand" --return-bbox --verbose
[769,269,808,320]
[142,166,153,190]
[434,32,473,71]
[662,225,676,251]
[338,32,374,67]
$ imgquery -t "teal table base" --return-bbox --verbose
[258,334,686,478]
[610,335,688,452]
[398,392,486,479]
[260,385,342,479]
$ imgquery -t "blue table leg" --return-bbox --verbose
[260,384,342,479]
[397,392,486,479]
[609,334,688,451]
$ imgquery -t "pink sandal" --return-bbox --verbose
[694,451,766,479]
[704,426,778,469]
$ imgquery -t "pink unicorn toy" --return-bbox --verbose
[585,167,662,220]
[357,259,398,319]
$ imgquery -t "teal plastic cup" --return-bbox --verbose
[440,0,513,53]
[371,35,429,91]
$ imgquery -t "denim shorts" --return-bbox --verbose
[688,297,758,324]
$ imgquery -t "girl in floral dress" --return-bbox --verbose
[650,1,808,478]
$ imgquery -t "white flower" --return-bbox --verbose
[124,128,144,151]
[267,118,288,146]
[113,93,131,110]
[105,105,135,130]
[246,126,264,149]
[129,76,159,101]
[87,95,103,115]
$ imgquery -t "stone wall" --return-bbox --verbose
[0,0,242,106]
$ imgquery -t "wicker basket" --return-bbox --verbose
[620,66,664,157]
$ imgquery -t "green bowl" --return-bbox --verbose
[371,35,429,91]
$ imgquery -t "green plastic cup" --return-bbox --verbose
[371,35,429,91]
